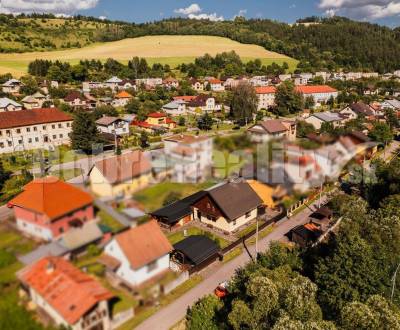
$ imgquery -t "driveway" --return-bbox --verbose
[136,196,328,330]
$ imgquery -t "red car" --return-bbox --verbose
[214,282,229,298]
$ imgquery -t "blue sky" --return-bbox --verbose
[0,1,399,27]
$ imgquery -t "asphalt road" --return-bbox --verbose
[136,196,328,330]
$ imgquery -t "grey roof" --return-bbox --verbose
[206,181,263,221]
[0,97,22,108]
[122,207,146,219]
[106,76,122,83]
[2,79,21,87]
[383,99,400,109]
[313,112,343,122]
[57,221,103,251]
[162,101,185,110]
[18,241,68,265]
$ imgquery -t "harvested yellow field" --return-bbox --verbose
[0,35,295,76]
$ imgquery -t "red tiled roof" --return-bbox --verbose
[0,108,72,129]
[295,85,338,94]
[166,118,176,124]
[148,112,167,118]
[9,177,93,220]
[255,86,277,94]
[209,79,222,84]
[173,96,196,102]
[19,257,113,325]
[114,220,172,269]
[92,150,152,184]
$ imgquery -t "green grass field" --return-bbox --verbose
[0,35,298,76]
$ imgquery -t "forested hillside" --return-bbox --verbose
[0,14,399,73]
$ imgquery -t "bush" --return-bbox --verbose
[0,250,16,269]
[87,244,101,257]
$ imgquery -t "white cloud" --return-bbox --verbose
[188,13,224,21]
[174,3,202,15]
[99,15,107,20]
[174,3,224,21]
[319,0,400,19]
[0,0,99,14]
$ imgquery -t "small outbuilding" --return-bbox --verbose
[172,235,220,267]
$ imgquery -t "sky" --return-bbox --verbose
[0,1,399,27]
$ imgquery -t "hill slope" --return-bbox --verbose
[0,35,296,76]
[0,14,399,73]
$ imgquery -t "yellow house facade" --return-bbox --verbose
[89,150,152,198]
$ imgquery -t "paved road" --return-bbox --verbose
[382,140,400,162]
[136,196,328,330]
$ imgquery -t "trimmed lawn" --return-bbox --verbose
[50,167,83,181]
[133,182,215,212]
[97,210,126,233]
[223,247,243,264]
[167,227,229,248]
[213,150,245,179]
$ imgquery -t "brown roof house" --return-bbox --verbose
[88,150,152,198]
[248,119,297,143]
[192,180,263,233]
[103,220,172,287]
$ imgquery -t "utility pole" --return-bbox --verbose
[255,217,259,261]
[318,181,323,208]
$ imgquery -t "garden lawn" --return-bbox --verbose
[133,181,215,212]
[167,227,229,248]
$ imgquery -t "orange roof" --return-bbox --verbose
[148,112,167,118]
[9,177,93,220]
[115,91,133,99]
[295,85,338,94]
[19,257,113,325]
[255,86,277,94]
[173,96,196,102]
[209,79,222,84]
[114,220,172,270]
[304,223,320,232]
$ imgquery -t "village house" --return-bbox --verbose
[105,76,123,90]
[117,79,136,91]
[132,112,176,133]
[163,134,213,183]
[89,150,152,198]
[64,91,87,109]
[96,116,130,137]
[163,77,179,89]
[305,111,345,130]
[192,180,263,233]
[9,177,95,241]
[206,78,225,92]
[189,78,204,91]
[381,99,400,111]
[112,91,133,107]
[173,95,197,103]
[21,92,47,109]
[293,73,313,85]
[82,81,104,93]
[340,102,376,120]
[188,94,223,114]
[135,78,163,88]
[0,97,23,112]
[103,220,172,287]
[18,257,114,330]
[255,86,277,110]
[162,100,187,116]
[295,85,338,106]
[248,119,297,143]
[0,108,73,154]
[151,191,207,230]
[2,78,23,94]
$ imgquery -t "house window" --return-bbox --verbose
[58,124,62,128]
[233,220,237,226]
[16,129,21,134]
[26,127,30,132]
[59,134,63,138]
[66,123,70,127]
[147,260,158,273]
[59,227,64,234]
[53,135,56,139]
[245,211,251,218]
[52,125,55,129]
[35,137,39,142]
[33,126,37,131]
[28,138,32,143]
[43,125,46,130]
[0,143,3,148]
